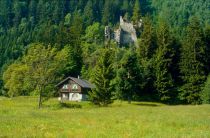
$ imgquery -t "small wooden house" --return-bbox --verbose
[56,77,95,101]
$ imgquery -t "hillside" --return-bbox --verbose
[0,0,209,73]
[151,0,210,35]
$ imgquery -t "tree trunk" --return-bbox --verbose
[128,96,131,104]
[38,93,42,109]
[38,87,42,109]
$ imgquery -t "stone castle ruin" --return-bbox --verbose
[105,16,142,47]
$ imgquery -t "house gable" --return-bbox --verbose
[57,77,94,94]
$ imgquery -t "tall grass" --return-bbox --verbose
[0,96,210,138]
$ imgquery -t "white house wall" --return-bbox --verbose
[69,93,87,101]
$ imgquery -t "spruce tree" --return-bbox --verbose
[121,0,130,14]
[89,48,115,106]
[116,49,142,103]
[83,0,94,27]
[179,17,207,104]
[139,16,156,60]
[102,1,115,25]
[154,20,175,102]
[204,25,210,72]
[138,16,156,97]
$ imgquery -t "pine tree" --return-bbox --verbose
[154,20,175,102]
[28,0,37,19]
[138,16,156,97]
[52,1,65,24]
[132,0,141,24]
[204,25,210,72]
[68,11,84,76]
[89,48,115,106]
[102,1,114,25]
[83,0,94,27]
[116,49,142,103]
[121,0,130,15]
[139,16,156,60]
[179,17,207,104]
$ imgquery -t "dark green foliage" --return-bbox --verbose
[116,49,142,103]
[89,48,115,106]
[83,0,94,26]
[138,16,157,99]
[139,15,156,60]
[179,17,207,104]
[153,20,175,102]
[205,25,210,72]
[151,0,210,36]
[102,1,113,25]
[132,0,141,24]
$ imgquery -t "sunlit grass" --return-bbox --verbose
[0,96,210,138]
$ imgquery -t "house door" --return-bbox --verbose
[62,93,69,100]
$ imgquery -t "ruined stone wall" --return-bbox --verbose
[116,16,138,46]
[105,16,141,47]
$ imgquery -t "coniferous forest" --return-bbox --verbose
[0,0,210,105]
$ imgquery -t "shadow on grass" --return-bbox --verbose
[42,102,82,109]
[58,102,82,109]
[132,103,160,107]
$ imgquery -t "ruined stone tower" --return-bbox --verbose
[105,16,142,47]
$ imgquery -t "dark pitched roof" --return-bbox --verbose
[56,77,95,89]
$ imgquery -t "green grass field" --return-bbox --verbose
[0,97,210,138]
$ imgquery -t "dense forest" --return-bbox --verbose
[0,0,210,105]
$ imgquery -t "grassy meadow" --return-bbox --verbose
[0,97,210,138]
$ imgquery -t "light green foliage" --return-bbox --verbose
[202,75,210,104]
[64,13,71,26]
[3,63,29,97]
[89,48,115,106]
[3,43,72,107]
[0,97,210,137]
[81,22,104,79]
[83,22,103,44]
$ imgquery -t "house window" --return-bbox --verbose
[62,84,68,89]
[72,84,78,90]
